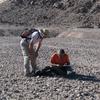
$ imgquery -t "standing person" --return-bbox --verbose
[20,28,48,77]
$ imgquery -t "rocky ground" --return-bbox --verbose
[0,0,100,100]
[0,33,100,100]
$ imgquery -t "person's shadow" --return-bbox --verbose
[34,66,100,83]
[65,73,100,82]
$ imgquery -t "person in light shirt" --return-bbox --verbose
[20,28,48,76]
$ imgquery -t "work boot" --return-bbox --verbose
[25,69,31,77]
[25,72,32,77]
[30,69,36,76]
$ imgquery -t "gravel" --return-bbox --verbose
[0,36,100,100]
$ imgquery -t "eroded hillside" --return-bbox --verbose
[0,0,100,28]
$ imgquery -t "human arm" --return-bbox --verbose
[65,54,70,65]
[50,53,60,66]
[35,39,43,56]
[28,40,35,60]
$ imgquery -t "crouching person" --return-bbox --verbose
[20,28,48,77]
[50,49,73,76]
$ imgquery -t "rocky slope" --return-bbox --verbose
[0,0,100,28]
[0,36,100,100]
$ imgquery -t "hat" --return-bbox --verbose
[40,29,49,38]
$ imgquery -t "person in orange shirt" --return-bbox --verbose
[35,49,73,77]
[49,49,72,76]
[51,49,70,66]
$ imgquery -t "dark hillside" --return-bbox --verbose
[0,0,100,28]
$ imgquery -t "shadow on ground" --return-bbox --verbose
[33,66,100,83]
[66,73,100,82]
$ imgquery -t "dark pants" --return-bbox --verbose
[35,65,73,76]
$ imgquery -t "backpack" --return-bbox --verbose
[20,28,38,38]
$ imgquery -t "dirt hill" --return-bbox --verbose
[0,0,100,28]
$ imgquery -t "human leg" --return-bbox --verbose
[30,48,37,74]
[20,39,30,75]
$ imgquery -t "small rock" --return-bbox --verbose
[0,90,2,94]
[14,90,20,93]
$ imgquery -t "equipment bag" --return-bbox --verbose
[20,28,38,38]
